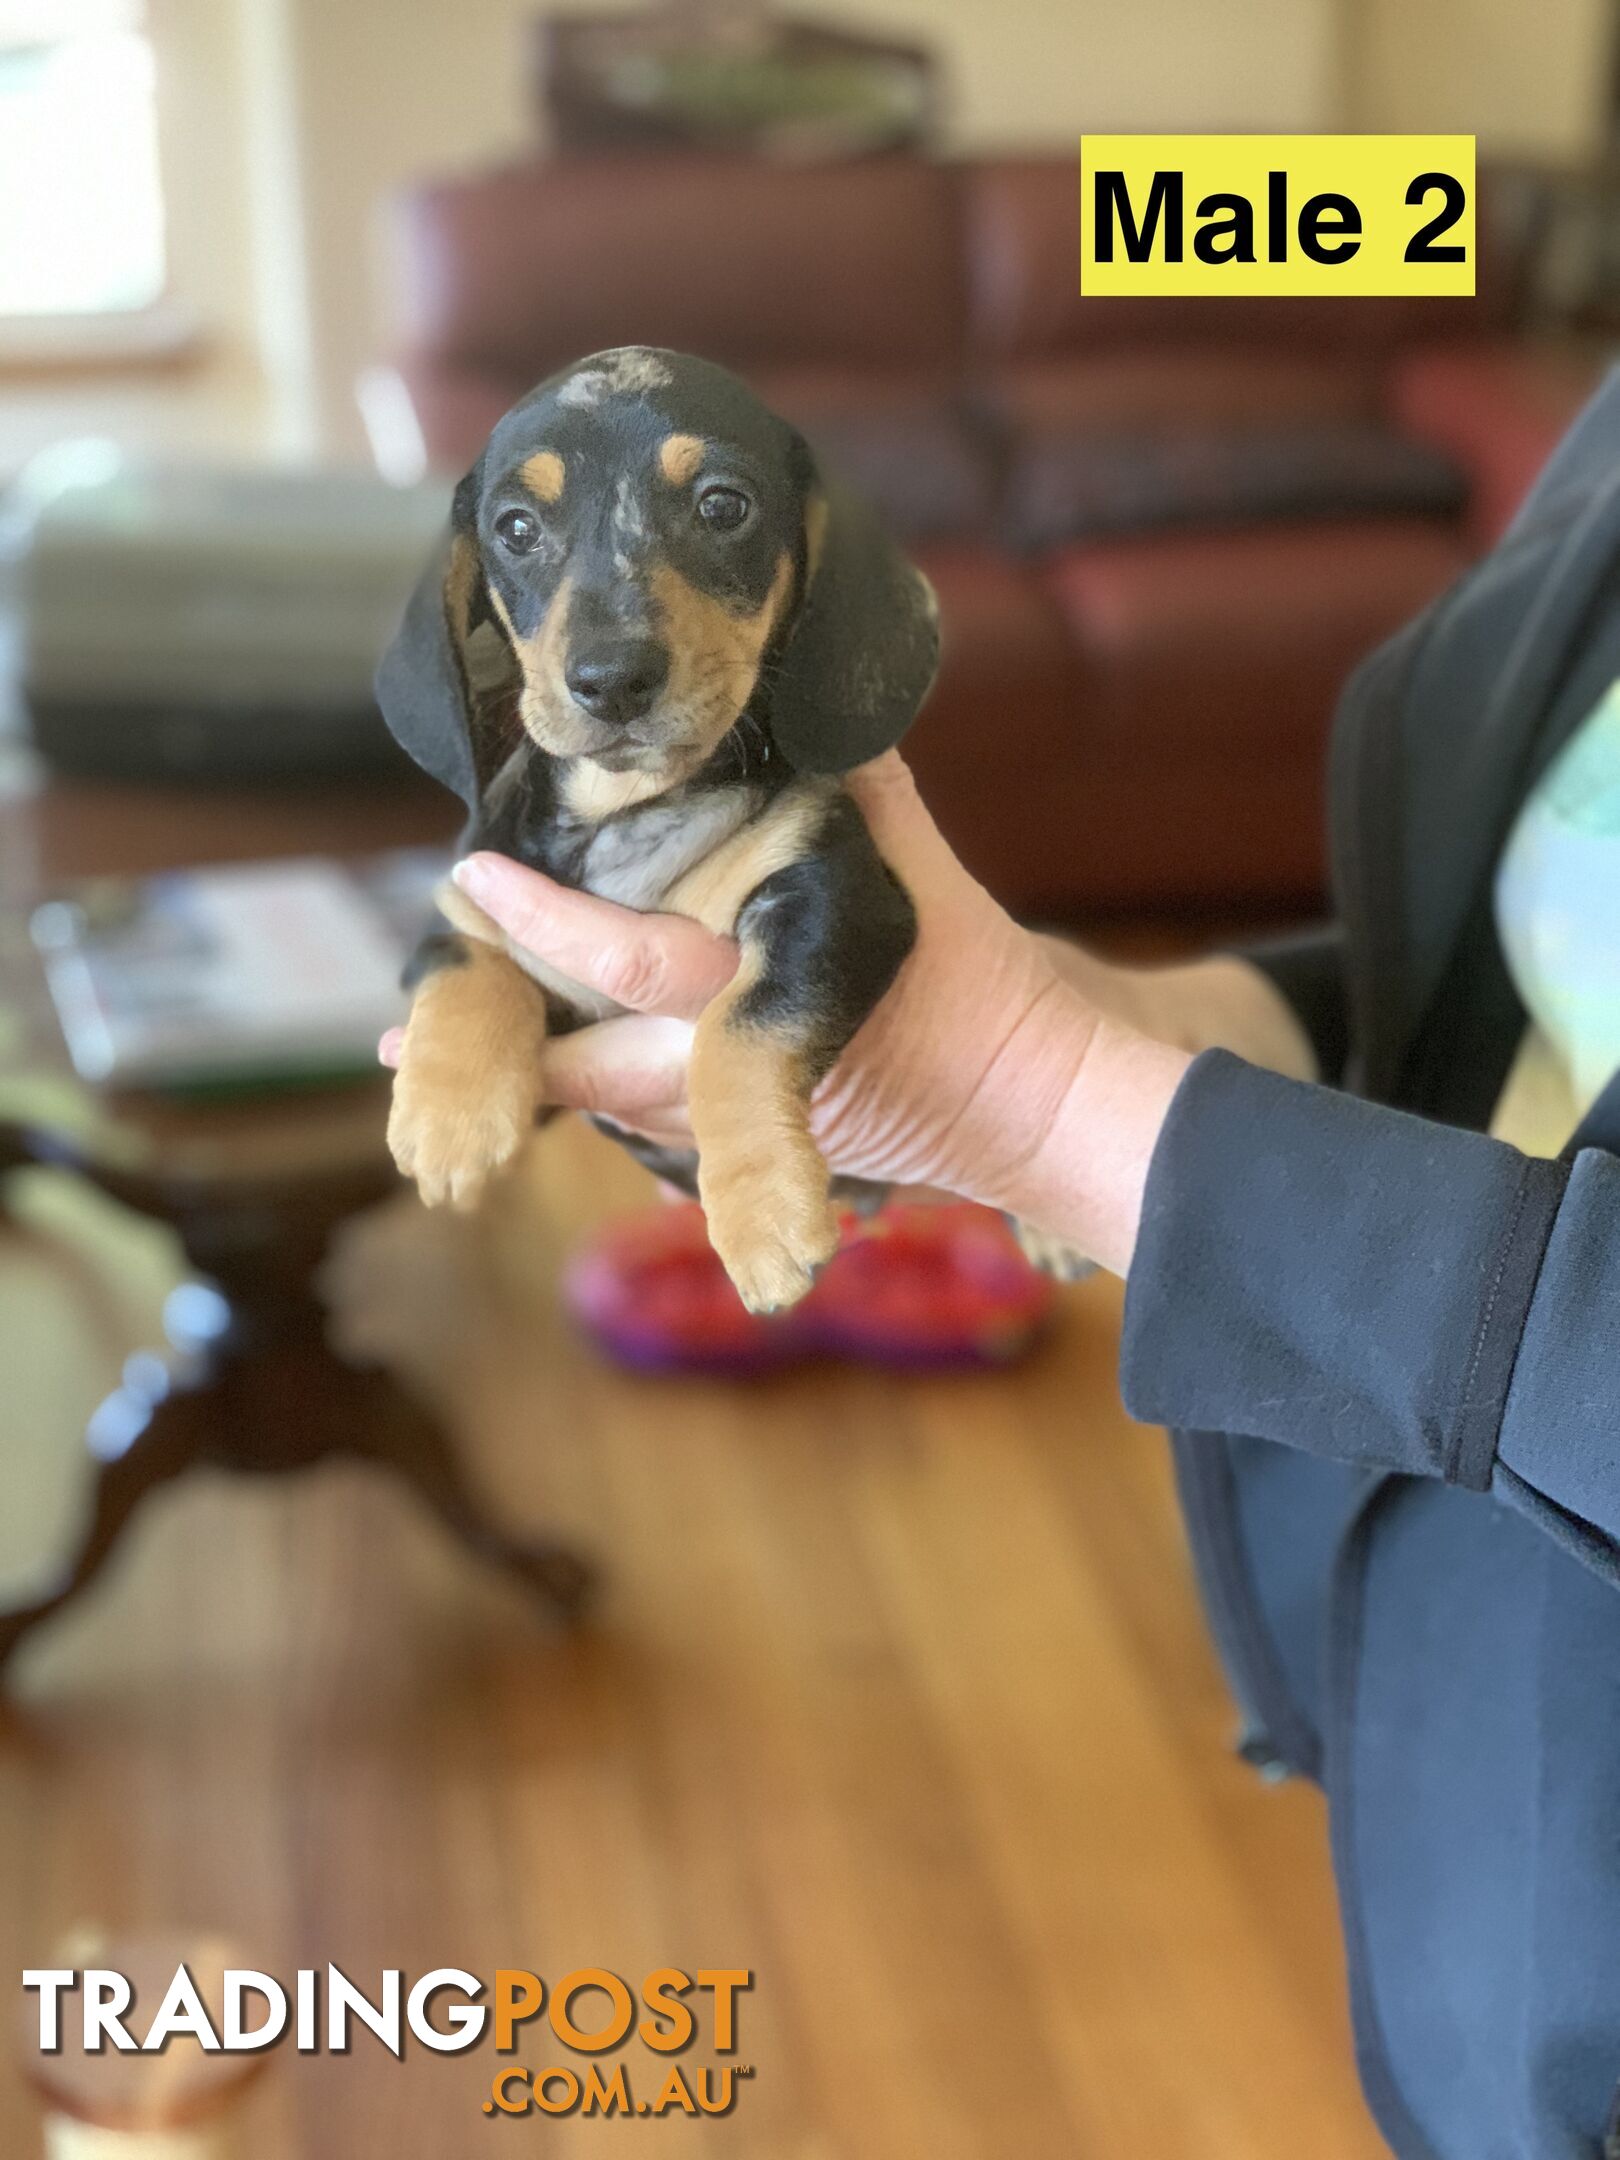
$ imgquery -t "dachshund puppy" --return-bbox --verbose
[375,347,936,1313]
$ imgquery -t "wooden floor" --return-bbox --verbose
[0,1118,1387,2159]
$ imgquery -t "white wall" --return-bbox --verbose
[282,0,537,458]
[1346,0,1611,156]
[791,0,1344,141]
[8,0,1612,474]
[277,0,1620,456]
[274,0,1346,455]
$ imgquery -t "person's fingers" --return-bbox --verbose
[844,751,970,886]
[378,1027,404,1068]
[593,1106,700,1151]
[537,1013,697,1121]
[452,853,738,1020]
[842,749,917,839]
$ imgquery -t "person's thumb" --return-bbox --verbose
[451,853,738,1020]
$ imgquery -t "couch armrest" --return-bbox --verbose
[1387,340,1604,543]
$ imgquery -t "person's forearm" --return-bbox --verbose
[1040,942,1318,1083]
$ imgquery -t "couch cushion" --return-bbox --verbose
[902,546,1090,909]
[1044,519,1469,761]
[748,367,996,542]
[1026,519,1470,905]
[1003,416,1468,551]
[982,350,1381,433]
[393,353,997,540]
[389,155,967,379]
[1387,340,1604,543]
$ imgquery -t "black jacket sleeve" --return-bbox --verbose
[1120,1050,1620,1581]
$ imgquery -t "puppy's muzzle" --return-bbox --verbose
[565,635,669,728]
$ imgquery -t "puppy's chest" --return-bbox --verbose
[566,786,760,914]
[463,779,828,1025]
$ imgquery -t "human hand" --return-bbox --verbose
[380,756,1191,1273]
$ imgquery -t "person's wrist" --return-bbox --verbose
[1034,935,1145,1022]
[994,1007,1192,1278]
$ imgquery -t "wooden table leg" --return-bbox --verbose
[345,1370,598,1621]
[0,1123,598,1677]
[0,1356,217,1675]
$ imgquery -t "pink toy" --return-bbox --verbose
[563,1201,1056,1374]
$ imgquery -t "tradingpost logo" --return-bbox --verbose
[24,1963,756,2123]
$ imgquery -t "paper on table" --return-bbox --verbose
[32,849,446,1090]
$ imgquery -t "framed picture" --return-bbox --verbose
[531,2,940,161]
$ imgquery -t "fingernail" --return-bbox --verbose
[452,854,494,899]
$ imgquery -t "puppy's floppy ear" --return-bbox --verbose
[768,475,939,774]
[375,461,508,813]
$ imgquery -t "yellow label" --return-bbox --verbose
[1080,135,1475,297]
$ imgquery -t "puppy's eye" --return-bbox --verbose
[696,485,751,533]
[495,508,543,555]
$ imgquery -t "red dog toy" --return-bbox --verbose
[564,1201,1056,1375]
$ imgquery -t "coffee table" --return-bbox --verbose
[0,762,595,1677]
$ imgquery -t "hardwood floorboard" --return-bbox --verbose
[0,1118,1386,2157]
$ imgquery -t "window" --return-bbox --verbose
[0,0,166,319]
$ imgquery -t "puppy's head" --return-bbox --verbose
[377,347,938,810]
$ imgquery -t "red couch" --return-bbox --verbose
[371,153,1600,916]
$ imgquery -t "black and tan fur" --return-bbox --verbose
[376,348,934,1311]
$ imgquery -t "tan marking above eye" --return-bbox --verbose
[658,434,705,486]
[520,450,565,504]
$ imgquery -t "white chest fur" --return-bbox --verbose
[575,784,761,913]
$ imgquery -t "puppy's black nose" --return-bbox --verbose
[565,640,668,726]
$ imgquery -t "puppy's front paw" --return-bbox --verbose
[701,1144,840,1313]
[388,1059,541,1213]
